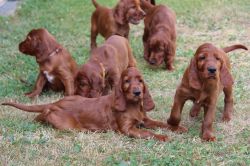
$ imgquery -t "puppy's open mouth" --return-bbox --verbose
[148,59,163,67]
[131,95,142,102]
[152,61,163,66]
[129,18,141,25]
[207,75,216,79]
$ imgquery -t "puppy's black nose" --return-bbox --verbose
[133,90,141,96]
[207,67,217,73]
[137,122,145,128]
[150,59,156,65]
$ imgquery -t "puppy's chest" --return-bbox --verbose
[116,24,129,36]
[124,108,145,122]
[192,89,221,105]
[43,71,55,83]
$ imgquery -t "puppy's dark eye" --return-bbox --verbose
[199,56,205,60]
[156,47,163,52]
[79,81,89,88]
[44,58,50,63]
[128,5,136,9]
[125,80,130,83]
[139,79,143,83]
[79,83,86,87]
[216,57,220,60]
[79,84,85,88]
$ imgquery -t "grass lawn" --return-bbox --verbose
[0,0,250,165]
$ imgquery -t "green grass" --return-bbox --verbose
[0,0,250,165]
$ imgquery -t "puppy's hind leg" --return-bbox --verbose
[90,15,98,49]
[222,86,233,122]
[190,102,202,117]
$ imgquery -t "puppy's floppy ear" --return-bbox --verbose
[140,0,154,13]
[189,58,202,89]
[164,39,175,58]
[113,1,126,25]
[220,61,234,87]
[142,82,155,111]
[37,29,59,56]
[113,77,126,111]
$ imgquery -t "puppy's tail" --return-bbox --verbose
[2,102,48,113]
[223,44,248,53]
[126,40,137,68]
[91,0,99,8]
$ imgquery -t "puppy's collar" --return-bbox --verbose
[99,62,105,79]
[94,58,106,79]
[48,47,62,57]
[36,47,62,63]
[156,25,168,32]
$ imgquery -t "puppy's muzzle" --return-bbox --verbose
[19,42,25,52]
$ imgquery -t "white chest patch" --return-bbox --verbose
[43,71,54,83]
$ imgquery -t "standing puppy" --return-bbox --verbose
[19,28,78,98]
[90,0,146,49]
[141,0,176,70]
[75,35,136,98]
[167,43,248,141]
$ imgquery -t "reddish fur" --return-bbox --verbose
[3,67,172,141]
[75,35,136,98]
[167,43,248,141]
[90,0,146,49]
[141,0,176,70]
[19,28,78,98]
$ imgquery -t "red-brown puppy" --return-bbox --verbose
[141,0,176,70]
[3,67,170,141]
[167,43,248,141]
[90,0,146,49]
[19,28,78,98]
[75,35,136,98]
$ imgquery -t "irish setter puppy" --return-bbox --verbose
[3,67,170,141]
[167,43,248,141]
[141,0,176,70]
[75,35,136,98]
[90,0,146,49]
[19,28,78,98]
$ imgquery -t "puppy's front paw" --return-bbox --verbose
[166,64,175,71]
[168,124,188,133]
[222,114,232,122]
[202,132,216,142]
